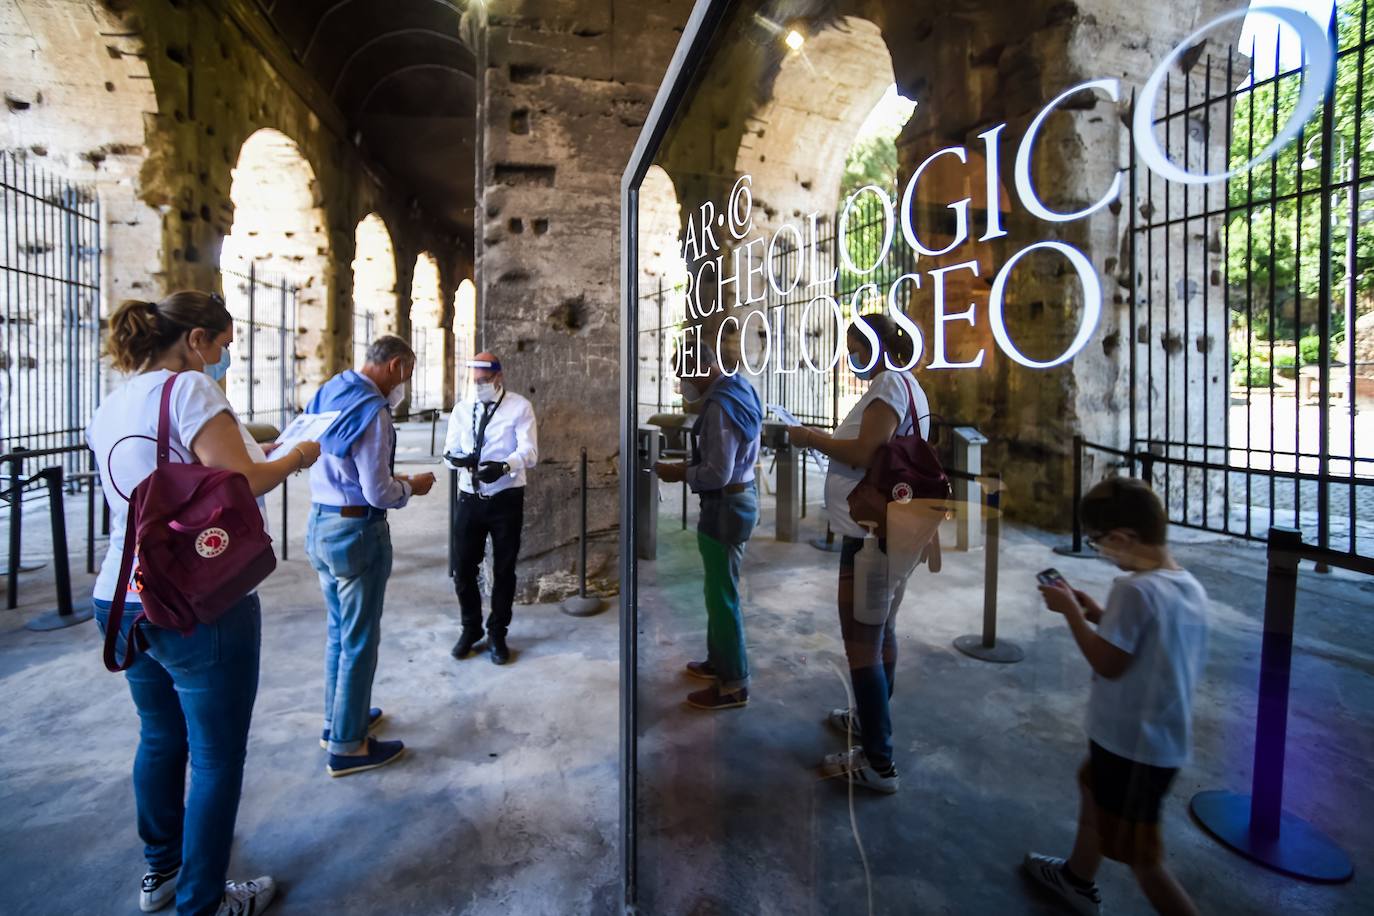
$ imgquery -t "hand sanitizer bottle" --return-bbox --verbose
[852,522,891,626]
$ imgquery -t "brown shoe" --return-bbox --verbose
[686,685,748,710]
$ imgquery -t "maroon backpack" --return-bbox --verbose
[847,374,952,542]
[103,373,276,672]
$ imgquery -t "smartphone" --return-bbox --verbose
[1036,567,1069,589]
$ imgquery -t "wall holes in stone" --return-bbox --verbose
[493,163,556,187]
[532,218,549,236]
[510,109,530,134]
[509,218,524,234]
[550,295,588,333]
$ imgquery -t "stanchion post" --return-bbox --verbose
[1054,435,1094,559]
[447,466,459,579]
[954,476,1023,663]
[6,452,22,610]
[1190,526,1353,883]
[86,460,96,576]
[563,447,605,617]
[280,476,289,561]
[25,466,92,631]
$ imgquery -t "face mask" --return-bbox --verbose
[387,383,406,410]
[849,351,878,381]
[476,381,499,403]
[203,347,232,382]
[679,379,703,403]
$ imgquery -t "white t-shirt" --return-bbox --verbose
[1086,568,1210,768]
[823,370,930,538]
[85,370,235,605]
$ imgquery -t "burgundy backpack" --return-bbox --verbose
[847,374,953,544]
[103,373,276,672]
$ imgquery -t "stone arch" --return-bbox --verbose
[221,128,331,395]
[734,17,899,234]
[638,165,689,419]
[409,252,444,410]
[350,212,398,367]
[0,1,160,306]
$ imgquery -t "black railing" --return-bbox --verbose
[0,152,102,480]
[221,261,298,430]
[1129,0,1373,562]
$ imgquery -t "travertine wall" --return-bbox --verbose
[472,0,694,598]
[1,0,467,404]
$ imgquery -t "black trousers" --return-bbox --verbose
[454,486,524,635]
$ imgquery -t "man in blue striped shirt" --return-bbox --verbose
[305,335,435,777]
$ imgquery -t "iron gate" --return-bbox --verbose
[0,152,102,478]
[221,261,299,430]
[1130,0,1372,560]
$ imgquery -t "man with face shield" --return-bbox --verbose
[443,353,539,664]
[654,338,762,710]
[303,335,436,777]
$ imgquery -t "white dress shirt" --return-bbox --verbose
[443,389,538,496]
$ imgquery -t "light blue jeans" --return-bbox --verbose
[95,593,261,916]
[306,507,393,754]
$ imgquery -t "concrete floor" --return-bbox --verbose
[1,424,1371,915]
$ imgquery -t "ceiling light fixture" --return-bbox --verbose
[784,29,805,51]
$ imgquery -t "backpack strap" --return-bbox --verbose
[102,508,147,672]
[156,372,179,467]
[895,373,919,438]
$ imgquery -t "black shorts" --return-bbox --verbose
[1078,741,1179,865]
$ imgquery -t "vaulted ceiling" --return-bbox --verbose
[254,0,477,240]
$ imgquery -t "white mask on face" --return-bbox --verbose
[387,383,406,410]
[476,381,500,403]
[679,378,703,403]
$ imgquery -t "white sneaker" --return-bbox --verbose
[826,707,862,740]
[215,875,276,916]
[139,868,178,912]
[818,746,899,794]
[1023,853,1102,916]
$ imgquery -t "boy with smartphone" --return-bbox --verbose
[1025,477,1208,916]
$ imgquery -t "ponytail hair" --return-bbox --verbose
[848,311,915,368]
[105,290,231,373]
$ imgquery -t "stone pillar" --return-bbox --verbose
[473,0,693,599]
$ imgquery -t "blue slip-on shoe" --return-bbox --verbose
[320,707,384,749]
[327,737,406,777]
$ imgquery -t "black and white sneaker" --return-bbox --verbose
[819,746,899,794]
[139,868,179,912]
[826,707,862,740]
[1022,852,1102,916]
[215,875,276,916]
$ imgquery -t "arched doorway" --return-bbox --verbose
[220,128,331,408]
[409,252,444,411]
[453,277,477,402]
[638,165,690,421]
[351,213,398,369]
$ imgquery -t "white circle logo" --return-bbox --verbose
[891,482,914,503]
[195,527,230,559]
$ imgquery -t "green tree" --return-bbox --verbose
[1227,0,1373,345]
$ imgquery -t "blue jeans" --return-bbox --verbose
[696,488,757,691]
[838,536,908,771]
[306,507,393,754]
[95,593,262,916]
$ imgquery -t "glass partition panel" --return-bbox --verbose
[625,1,1373,912]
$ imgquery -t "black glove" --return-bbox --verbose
[476,461,510,484]
[445,451,479,471]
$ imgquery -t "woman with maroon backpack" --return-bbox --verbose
[87,292,320,916]
[790,312,932,796]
